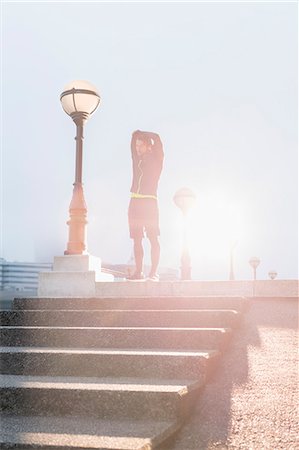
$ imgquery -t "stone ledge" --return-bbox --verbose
[95,280,299,298]
[38,271,97,297]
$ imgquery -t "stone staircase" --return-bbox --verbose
[0,294,248,449]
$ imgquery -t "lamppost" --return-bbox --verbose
[173,188,196,280]
[249,256,260,280]
[268,270,277,280]
[229,240,238,281]
[249,256,260,297]
[60,80,100,255]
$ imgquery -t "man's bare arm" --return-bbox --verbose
[130,130,140,158]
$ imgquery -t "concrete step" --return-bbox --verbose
[0,309,241,329]
[0,326,231,351]
[0,375,202,421]
[0,346,219,380]
[1,294,246,449]
[12,296,249,312]
[0,414,180,449]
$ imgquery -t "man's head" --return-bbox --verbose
[134,132,152,157]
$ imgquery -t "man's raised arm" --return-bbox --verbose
[130,130,139,159]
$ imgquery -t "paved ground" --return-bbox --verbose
[159,298,298,450]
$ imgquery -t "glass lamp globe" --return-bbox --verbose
[268,270,277,280]
[249,257,260,269]
[174,187,196,214]
[60,80,100,116]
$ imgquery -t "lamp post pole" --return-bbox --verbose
[60,81,100,255]
[229,245,234,281]
[181,211,191,280]
[65,113,88,255]
[229,240,237,281]
[174,188,196,280]
[73,113,87,185]
[249,256,260,296]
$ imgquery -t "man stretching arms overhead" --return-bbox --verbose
[127,130,164,281]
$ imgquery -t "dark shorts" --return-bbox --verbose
[128,198,160,239]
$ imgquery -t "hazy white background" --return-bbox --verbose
[2,1,298,280]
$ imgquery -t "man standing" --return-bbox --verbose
[127,130,164,281]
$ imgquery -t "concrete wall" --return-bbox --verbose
[95,280,299,298]
[2,280,297,302]
[253,280,298,297]
[174,280,299,297]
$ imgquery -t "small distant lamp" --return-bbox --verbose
[229,240,238,281]
[60,80,100,255]
[249,256,260,297]
[249,256,260,280]
[173,188,196,280]
[268,270,277,280]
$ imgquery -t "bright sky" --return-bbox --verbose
[1,1,298,280]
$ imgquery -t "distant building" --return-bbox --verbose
[0,258,179,291]
[0,259,52,292]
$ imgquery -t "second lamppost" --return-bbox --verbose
[249,256,260,297]
[174,188,196,280]
[60,80,100,255]
[249,256,260,280]
[229,240,238,280]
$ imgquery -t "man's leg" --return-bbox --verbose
[128,198,145,279]
[133,237,144,276]
[148,235,160,277]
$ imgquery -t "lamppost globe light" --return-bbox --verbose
[268,270,277,280]
[249,256,260,269]
[60,80,100,121]
[173,187,196,215]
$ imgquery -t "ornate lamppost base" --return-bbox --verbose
[64,183,88,255]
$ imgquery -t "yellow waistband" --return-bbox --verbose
[131,192,157,200]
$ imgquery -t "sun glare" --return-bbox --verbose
[185,192,247,262]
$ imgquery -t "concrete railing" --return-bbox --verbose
[95,280,299,298]
[174,280,299,297]
[2,280,297,301]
